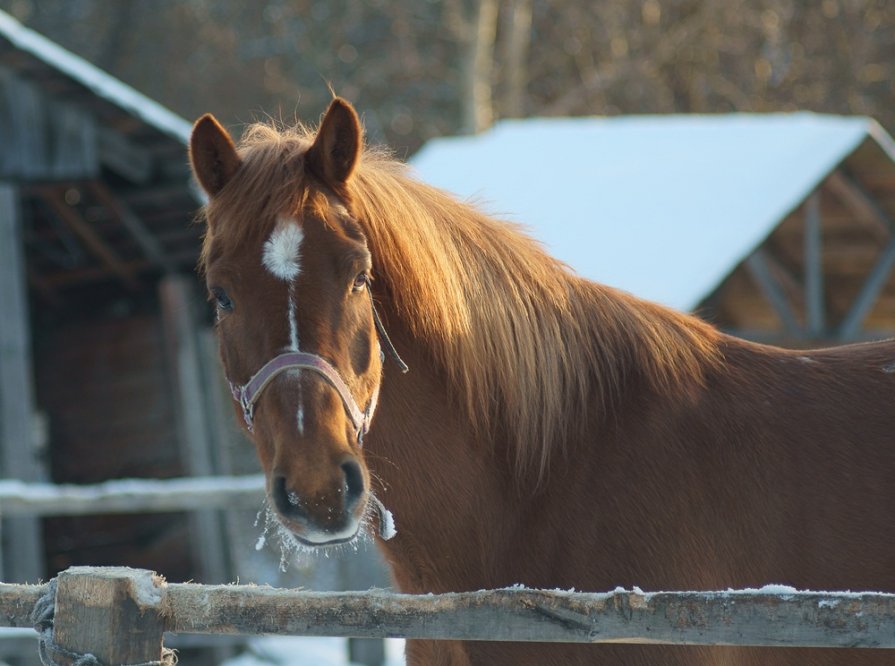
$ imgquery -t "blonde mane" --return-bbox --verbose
[201,122,723,480]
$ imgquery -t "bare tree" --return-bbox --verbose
[498,0,532,119]
[446,0,499,134]
[3,0,895,154]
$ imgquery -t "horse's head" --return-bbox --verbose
[189,99,399,546]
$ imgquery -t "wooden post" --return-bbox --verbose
[198,329,254,580]
[159,275,230,584]
[745,249,802,337]
[340,547,391,666]
[53,567,166,665]
[803,191,825,338]
[838,236,895,340]
[0,182,45,584]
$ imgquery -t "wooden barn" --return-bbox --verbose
[0,15,391,664]
[412,114,895,344]
[0,9,237,592]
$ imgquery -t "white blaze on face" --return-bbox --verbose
[262,217,304,281]
[262,216,306,431]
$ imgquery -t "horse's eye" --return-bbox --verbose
[352,272,368,292]
[211,287,233,312]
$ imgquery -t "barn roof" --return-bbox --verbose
[0,11,191,144]
[0,10,200,299]
[411,113,895,312]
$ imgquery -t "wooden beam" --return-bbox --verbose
[168,581,895,649]
[42,188,137,288]
[0,580,45,628]
[826,170,895,234]
[745,249,802,337]
[837,236,895,340]
[10,570,895,649]
[0,183,45,584]
[0,67,99,180]
[0,474,264,516]
[803,192,825,337]
[88,181,176,272]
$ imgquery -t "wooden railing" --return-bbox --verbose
[3,566,895,664]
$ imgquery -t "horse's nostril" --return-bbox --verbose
[272,475,307,520]
[341,460,365,511]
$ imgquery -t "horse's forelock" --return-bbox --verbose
[199,123,316,272]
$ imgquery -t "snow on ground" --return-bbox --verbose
[220,637,406,666]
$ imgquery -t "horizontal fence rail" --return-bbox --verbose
[3,566,895,662]
[0,475,265,516]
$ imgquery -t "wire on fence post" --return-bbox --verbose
[32,567,175,666]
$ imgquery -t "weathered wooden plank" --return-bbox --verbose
[0,183,45,585]
[0,67,98,180]
[0,474,265,516]
[54,567,168,664]
[0,68,47,178]
[5,571,895,650]
[164,583,895,648]
[0,581,45,628]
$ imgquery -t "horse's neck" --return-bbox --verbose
[367,326,516,594]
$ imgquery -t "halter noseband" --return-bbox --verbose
[228,288,407,443]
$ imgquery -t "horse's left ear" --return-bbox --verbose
[307,98,362,188]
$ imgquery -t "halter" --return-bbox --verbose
[228,286,408,443]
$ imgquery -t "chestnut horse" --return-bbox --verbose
[189,98,895,665]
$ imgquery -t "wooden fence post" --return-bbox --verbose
[53,567,167,665]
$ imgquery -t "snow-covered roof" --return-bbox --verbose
[411,113,895,311]
[0,10,190,144]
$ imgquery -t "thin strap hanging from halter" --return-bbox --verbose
[367,279,409,373]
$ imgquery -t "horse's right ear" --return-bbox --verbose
[189,114,241,197]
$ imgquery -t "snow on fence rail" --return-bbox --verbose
[2,567,895,664]
[0,475,266,515]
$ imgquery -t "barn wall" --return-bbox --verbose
[33,291,197,581]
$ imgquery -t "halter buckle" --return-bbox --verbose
[230,382,255,432]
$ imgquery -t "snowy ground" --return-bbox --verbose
[220,637,406,666]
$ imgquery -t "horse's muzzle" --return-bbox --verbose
[269,462,366,545]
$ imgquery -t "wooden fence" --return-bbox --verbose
[4,480,895,662]
[0,475,385,664]
[2,566,895,663]
[0,474,266,516]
